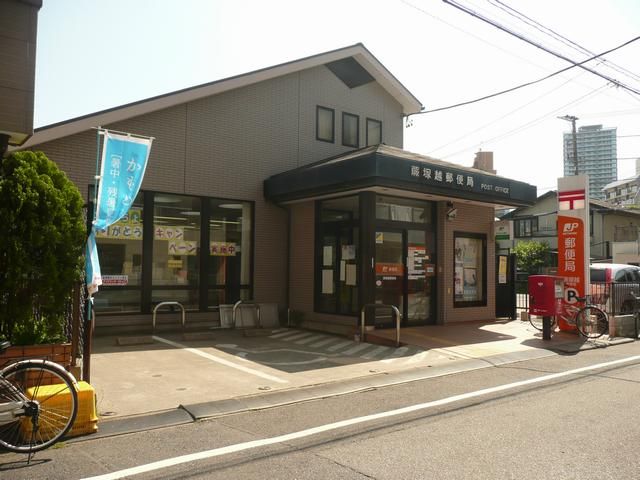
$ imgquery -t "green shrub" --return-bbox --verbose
[0,151,85,345]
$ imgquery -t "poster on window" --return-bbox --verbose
[210,241,237,256]
[408,246,426,275]
[463,267,477,298]
[168,240,198,255]
[341,244,356,260]
[155,226,184,241]
[455,236,483,302]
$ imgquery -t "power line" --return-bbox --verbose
[427,72,582,154]
[408,35,640,115]
[442,0,640,97]
[487,0,640,84]
[439,84,610,159]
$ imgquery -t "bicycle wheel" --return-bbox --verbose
[575,306,609,339]
[529,314,557,332]
[0,360,78,453]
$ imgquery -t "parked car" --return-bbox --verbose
[589,263,640,314]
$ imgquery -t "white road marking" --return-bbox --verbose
[268,330,298,339]
[294,334,325,345]
[361,346,392,360]
[327,340,354,352]
[341,343,374,355]
[308,337,338,348]
[82,354,640,480]
[152,336,287,384]
[282,332,315,342]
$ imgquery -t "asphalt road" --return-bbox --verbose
[2,342,640,479]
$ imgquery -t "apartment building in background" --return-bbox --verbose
[563,124,617,200]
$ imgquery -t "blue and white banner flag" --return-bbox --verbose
[94,131,152,231]
[88,130,152,297]
[86,230,102,297]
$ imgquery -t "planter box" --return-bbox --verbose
[0,343,72,370]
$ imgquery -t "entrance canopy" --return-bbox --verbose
[264,145,536,207]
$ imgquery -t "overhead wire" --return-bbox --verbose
[427,71,586,154]
[442,0,640,97]
[407,35,640,115]
[488,0,640,84]
[439,83,611,159]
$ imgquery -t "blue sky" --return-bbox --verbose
[35,0,640,193]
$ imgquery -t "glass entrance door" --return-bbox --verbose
[407,229,430,325]
[374,230,403,326]
[374,229,434,326]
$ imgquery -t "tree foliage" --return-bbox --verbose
[513,240,552,274]
[0,151,85,344]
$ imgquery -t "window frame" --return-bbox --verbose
[91,187,255,316]
[453,231,487,308]
[514,217,538,238]
[316,106,335,143]
[314,195,361,316]
[366,117,382,146]
[342,112,359,148]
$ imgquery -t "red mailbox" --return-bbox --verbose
[528,275,564,316]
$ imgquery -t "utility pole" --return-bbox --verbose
[558,115,579,175]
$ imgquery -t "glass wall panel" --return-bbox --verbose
[320,196,359,222]
[316,195,359,315]
[152,194,201,308]
[454,233,486,306]
[207,200,253,306]
[94,193,143,312]
[376,195,432,224]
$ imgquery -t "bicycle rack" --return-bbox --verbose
[360,304,401,348]
[232,300,261,329]
[152,301,186,333]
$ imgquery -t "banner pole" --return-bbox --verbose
[86,127,103,327]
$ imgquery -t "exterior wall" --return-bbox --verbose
[601,212,640,254]
[297,66,403,166]
[439,202,495,323]
[30,63,405,324]
[0,0,40,143]
[289,202,314,312]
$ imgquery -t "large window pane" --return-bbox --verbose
[366,118,382,146]
[454,233,486,306]
[376,195,432,224]
[207,200,253,306]
[320,196,359,222]
[152,194,201,307]
[316,106,335,143]
[317,196,359,315]
[94,194,143,312]
[342,112,359,148]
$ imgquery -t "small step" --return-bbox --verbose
[116,336,154,346]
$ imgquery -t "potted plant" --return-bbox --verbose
[0,151,85,368]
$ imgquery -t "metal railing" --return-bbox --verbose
[232,300,261,329]
[360,304,401,348]
[152,301,185,333]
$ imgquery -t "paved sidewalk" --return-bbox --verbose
[84,319,634,440]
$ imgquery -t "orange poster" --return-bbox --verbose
[375,263,404,276]
[557,216,585,331]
